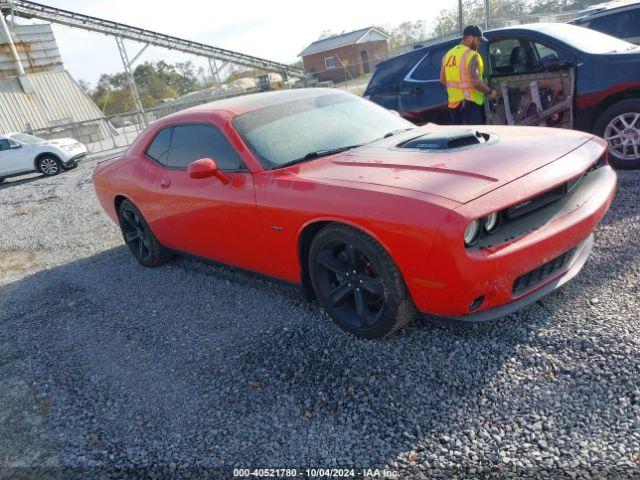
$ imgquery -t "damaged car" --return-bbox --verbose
[93,89,616,339]
[364,23,640,168]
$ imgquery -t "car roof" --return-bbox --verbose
[171,88,342,118]
[574,0,639,19]
[376,23,571,65]
[486,22,575,35]
[0,133,19,139]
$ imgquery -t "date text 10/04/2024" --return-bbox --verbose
[233,468,399,478]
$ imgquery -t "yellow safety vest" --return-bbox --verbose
[443,44,485,108]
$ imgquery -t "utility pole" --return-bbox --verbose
[485,0,490,29]
[458,0,464,35]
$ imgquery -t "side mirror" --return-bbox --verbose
[10,143,22,149]
[187,158,230,184]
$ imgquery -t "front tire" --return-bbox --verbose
[36,155,62,176]
[309,224,416,339]
[594,99,640,169]
[118,200,173,267]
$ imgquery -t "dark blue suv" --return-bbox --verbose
[364,23,640,168]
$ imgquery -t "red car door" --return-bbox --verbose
[145,123,273,276]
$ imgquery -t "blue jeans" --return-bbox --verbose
[450,101,485,125]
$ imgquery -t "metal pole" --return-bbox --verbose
[0,11,25,76]
[115,36,146,127]
[208,57,222,87]
[458,0,464,35]
[210,60,228,85]
[0,9,33,92]
[485,0,490,29]
[9,0,15,29]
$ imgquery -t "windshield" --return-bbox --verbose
[537,23,638,54]
[9,133,46,144]
[232,91,413,169]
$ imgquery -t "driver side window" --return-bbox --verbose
[0,139,10,152]
[531,42,570,69]
[489,38,535,75]
[490,38,569,76]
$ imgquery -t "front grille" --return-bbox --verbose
[507,182,569,220]
[512,247,577,296]
[504,155,606,224]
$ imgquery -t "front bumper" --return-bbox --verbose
[408,157,616,319]
[442,234,593,323]
[62,152,87,168]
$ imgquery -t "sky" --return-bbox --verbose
[10,0,459,86]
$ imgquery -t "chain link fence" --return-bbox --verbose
[26,88,262,156]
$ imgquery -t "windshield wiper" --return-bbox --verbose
[383,127,415,138]
[277,144,362,169]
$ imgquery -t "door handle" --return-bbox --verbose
[160,178,171,188]
[412,86,424,94]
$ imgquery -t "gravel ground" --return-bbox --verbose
[1,158,639,479]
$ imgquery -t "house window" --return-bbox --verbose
[324,56,336,70]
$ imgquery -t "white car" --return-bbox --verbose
[0,132,87,183]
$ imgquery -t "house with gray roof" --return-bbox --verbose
[298,27,390,83]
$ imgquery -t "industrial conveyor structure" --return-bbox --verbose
[0,0,303,121]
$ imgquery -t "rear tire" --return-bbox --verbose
[309,223,416,339]
[594,99,640,169]
[118,199,174,267]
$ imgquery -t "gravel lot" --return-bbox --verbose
[1,157,639,479]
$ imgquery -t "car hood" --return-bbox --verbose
[47,138,83,147]
[290,126,595,204]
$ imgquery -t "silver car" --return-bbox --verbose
[0,132,87,183]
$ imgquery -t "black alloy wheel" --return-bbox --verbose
[118,200,173,267]
[309,224,416,338]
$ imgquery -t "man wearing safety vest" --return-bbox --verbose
[440,25,497,125]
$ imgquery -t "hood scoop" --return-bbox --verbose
[399,128,491,151]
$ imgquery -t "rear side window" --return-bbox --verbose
[167,124,244,170]
[588,10,640,38]
[407,42,496,80]
[146,127,173,165]
[407,46,450,81]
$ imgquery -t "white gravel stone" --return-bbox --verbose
[1,160,639,478]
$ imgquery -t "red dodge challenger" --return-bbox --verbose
[93,89,616,338]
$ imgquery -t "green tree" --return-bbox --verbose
[433,0,533,37]
[433,0,600,37]
[317,29,346,40]
[89,60,203,114]
[387,21,429,50]
[530,0,603,13]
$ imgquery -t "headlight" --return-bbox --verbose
[464,220,481,246]
[483,212,500,233]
